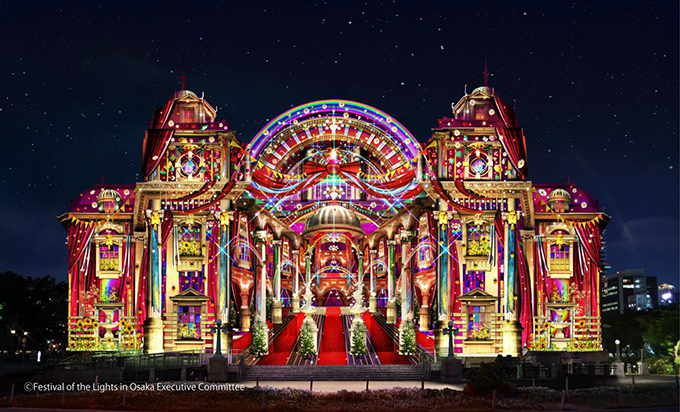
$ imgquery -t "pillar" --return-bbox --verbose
[420,291,431,331]
[369,249,378,313]
[434,204,450,357]
[291,250,300,313]
[502,198,523,356]
[357,251,364,306]
[400,230,413,321]
[386,240,397,324]
[216,209,233,351]
[143,203,164,354]
[239,290,251,332]
[271,239,283,324]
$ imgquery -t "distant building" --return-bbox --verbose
[658,283,678,306]
[602,269,658,314]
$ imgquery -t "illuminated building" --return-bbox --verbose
[60,85,609,359]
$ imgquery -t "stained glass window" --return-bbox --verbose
[466,224,490,257]
[178,306,201,340]
[467,306,489,340]
[550,244,570,271]
[179,271,205,293]
[179,225,202,257]
[99,244,119,271]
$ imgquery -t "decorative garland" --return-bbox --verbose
[531,187,606,227]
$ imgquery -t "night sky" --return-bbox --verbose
[0,2,677,285]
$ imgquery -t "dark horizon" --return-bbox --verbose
[0,1,677,285]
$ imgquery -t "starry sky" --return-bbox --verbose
[0,1,677,285]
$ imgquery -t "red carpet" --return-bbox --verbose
[363,312,411,365]
[317,308,347,365]
[257,314,304,365]
[417,330,435,350]
[232,332,251,350]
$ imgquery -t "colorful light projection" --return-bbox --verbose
[249,100,421,163]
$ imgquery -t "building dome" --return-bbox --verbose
[471,86,493,96]
[304,204,362,232]
[171,90,198,99]
[548,188,571,213]
[97,189,122,213]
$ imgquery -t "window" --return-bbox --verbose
[178,224,202,257]
[466,224,490,257]
[99,243,119,272]
[549,244,570,272]
[179,272,204,293]
[467,306,489,340]
[181,108,194,123]
[178,306,201,340]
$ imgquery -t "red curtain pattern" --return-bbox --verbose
[68,223,96,317]
[515,233,533,345]
[141,129,175,180]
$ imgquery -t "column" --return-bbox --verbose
[357,251,364,304]
[252,230,268,324]
[420,290,431,331]
[386,240,397,324]
[143,202,164,354]
[400,230,413,321]
[434,205,450,357]
[216,209,233,351]
[291,250,300,313]
[369,249,378,313]
[502,198,523,356]
[271,239,283,324]
[239,290,251,332]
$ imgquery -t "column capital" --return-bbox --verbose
[387,240,397,246]
[369,249,377,258]
[291,249,299,257]
[272,239,282,246]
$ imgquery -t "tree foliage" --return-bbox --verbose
[249,319,268,357]
[399,319,417,356]
[298,321,317,357]
[0,272,67,352]
[350,322,367,355]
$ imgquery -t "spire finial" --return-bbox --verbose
[180,55,186,91]
[483,51,489,87]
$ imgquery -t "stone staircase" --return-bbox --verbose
[241,364,427,381]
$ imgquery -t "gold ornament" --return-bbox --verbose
[507,210,517,229]
[220,212,230,229]
[438,210,449,227]
[150,210,161,230]
[556,233,564,246]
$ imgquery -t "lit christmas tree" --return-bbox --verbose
[399,319,417,356]
[298,322,317,358]
[349,322,368,355]
[249,319,268,357]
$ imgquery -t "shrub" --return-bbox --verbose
[464,361,513,396]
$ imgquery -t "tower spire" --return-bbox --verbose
[483,51,489,87]
[180,55,186,91]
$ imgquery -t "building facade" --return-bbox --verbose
[61,85,608,357]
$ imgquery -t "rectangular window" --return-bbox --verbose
[466,224,490,257]
[178,306,201,340]
[99,244,119,271]
[549,244,570,271]
[178,225,202,257]
[467,306,489,339]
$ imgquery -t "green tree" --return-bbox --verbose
[399,319,417,356]
[249,319,268,357]
[298,322,317,358]
[350,322,368,355]
[638,306,679,357]
[0,272,68,352]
